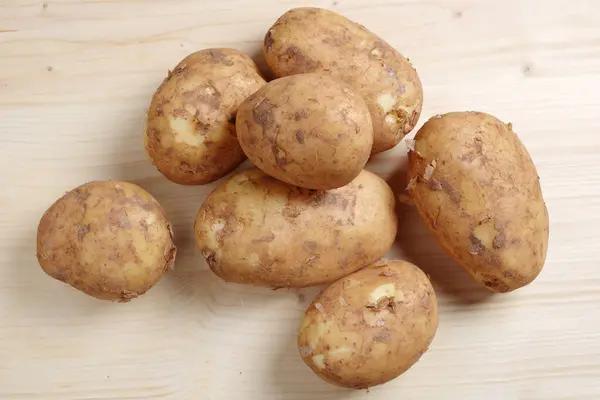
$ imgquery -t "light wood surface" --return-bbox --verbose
[1,1,600,399]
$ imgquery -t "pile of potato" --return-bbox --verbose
[35,7,549,390]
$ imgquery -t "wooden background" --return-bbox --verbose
[1,0,599,399]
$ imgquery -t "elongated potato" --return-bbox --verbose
[264,7,423,153]
[236,73,373,190]
[194,168,397,288]
[407,112,549,292]
[146,48,266,185]
[298,260,438,389]
[36,181,176,301]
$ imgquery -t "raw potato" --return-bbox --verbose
[145,48,266,185]
[298,260,438,389]
[264,7,423,154]
[194,168,397,288]
[407,112,549,292]
[236,73,373,190]
[36,181,177,301]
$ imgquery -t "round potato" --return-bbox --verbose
[36,181,176,301]
[145,48,266,185]
[298,260,438,389]
[264,7,422,154]
[407,112,549,292]
[194,168,397,288]
[236,73,373,190]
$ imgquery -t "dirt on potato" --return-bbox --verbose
[298,260,438,388]
[264,7,423,153]
[236,73,373,190]
[194,168,397,288]
[407,112,549,292]
[145,48,266,185]
[36,181,176,301]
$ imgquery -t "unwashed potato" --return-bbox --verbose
[36,181,176,301]
[407,112,549,292]
[236,73,373,190]
[264,7,423,154]
[145,48,266,185]
[194,168,397,288]
[298,260,438,389]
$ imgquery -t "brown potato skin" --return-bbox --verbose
[264,7,423,154]
[298,260,438,389]
[145,48,266,185]
[236,73,373,190]
[407,112,549,292]
[36,181,177,301]
[194,168,397,288]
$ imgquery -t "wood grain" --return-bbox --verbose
[1,0,600,399]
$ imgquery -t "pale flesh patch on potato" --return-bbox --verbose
[368,283,396,304]
[144,213,157,226]
[247,253,260,267]
[306,321,330,349]
[469,218,504,255]
[385,114,397,126]
[327,346,353,358]
[377,93,397,113]
[370,48,383,58]
[312,354,326,369]
[210,220,225,232]
[169,117,205,147]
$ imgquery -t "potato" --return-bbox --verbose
[194,168,397,288]
[145,48,266,185]
[236,73,373,190]
[298,260,438,389]
[36,181,176,301]
[264,7,423,154]
[407,112,549,292]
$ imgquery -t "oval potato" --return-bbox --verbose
[298,260,438,389]
[145,48,266,185]
[36,181,176,301]
[264,7,423,154]
[236,73,373,190]
[194,168,397,288]
[407,112,549,292]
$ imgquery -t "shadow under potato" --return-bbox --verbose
[387,159,494,305]
[250,45,276,82]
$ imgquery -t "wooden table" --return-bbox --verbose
[1,1,599,399]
